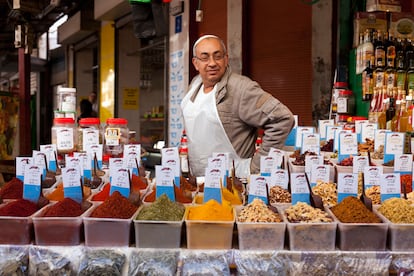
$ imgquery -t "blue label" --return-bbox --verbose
[23,184,41,203]
[110,185,131,199]
[203,187,222,204]
[285,128,296,146]
[247,194,267,205]
[337,193,357,203]
[381,193,401,202]
[292,193,310,205]
[64,186,83,204]
[156,186,175,201]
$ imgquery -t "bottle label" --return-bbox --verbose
[56,127,74,150]
[337,97,348,113]
[375,72,384,87]
[180,155,189,173]
[105,127,121,146]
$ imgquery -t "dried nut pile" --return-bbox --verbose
[269,185,291,204]
[378,197,414,223]
[238,198,282,223]
[284,202,332,223]
[371,145,384,160]
[311,181,337,206]
[365,185,381,205]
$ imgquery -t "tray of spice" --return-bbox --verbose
[83,191,139,247]
[236,198,285,250]
[32,198,93,246]
[142,185,193,205]
[0,198,48,244]
[279,202,337,251]
[329,196,388,251]
[375,198,414,251]
[133,193,186,248]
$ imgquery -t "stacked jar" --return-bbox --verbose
[103,118,129,162]
[336,88,355,123]
[51,118,77,165]
[77,118,102,152]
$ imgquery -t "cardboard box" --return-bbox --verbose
[353,12,388,48]
[390,13,414,39]
[366,0,401,13]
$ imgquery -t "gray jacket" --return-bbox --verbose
[187,67,295,174]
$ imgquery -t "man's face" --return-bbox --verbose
[192,38,228,88]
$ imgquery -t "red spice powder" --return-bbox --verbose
[91,183,111,201]
[0,177,23,199]
[42,198,83,217]
[90,191,137,219]
[131,174,148,192]
[0,199,38,217]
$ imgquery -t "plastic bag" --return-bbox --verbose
[234,251,287,276]
[128,249,179,276]
[0,245,29,276]
[78,248,126,276]
[179,250,231,276]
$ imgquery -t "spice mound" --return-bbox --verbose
[378,197,414,223]
[312,181,337,206]
[269,185,291,204]
[284,202,332,223]
[187,199,233,221]
[365,185,381,205]
[238,198,282,223]
[136,194,185,221]
[0,177,23,199]
[144,185,193,204]
[45,182,91,201]
[330,196,381,223]
[42,198,83,217]
[0,199,38,217]
[90,191,138,219]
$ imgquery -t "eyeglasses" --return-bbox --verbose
[194,53,225,63]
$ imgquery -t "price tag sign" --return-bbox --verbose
[374,129,390,152]
[22,165,42,203]
[394,154,413,173]
[260,156,275,176]
[56,126,74,151]
[62,167,83,203]
[364,166,383,188]
[355,119,370,142]
[155,165,175,201]
[295,126,314,150]
[124,144,141,175]
[310,164,330,186]
[161,147,180,187]
[74,152,91,180]
[86,144,103,170]
[32,150,47,181]
[212,152,231,187]
[65,156,83,172]
[326,125,343,142]
[15,157,32,182]
[81,128,100,151]
[290,173,310,205]
[269,169,289,190]
[203,167,223,204]
[305,155,323,175]
[268,147,285,168]
[353,155,369,174]
[337,173,358,203]
[110,168,131,198]
[40,144,58,172]
[248,175,269,204]
[334,129,352,153]
[109,158,125,183]
[338,132,358,163]
[207,156,226,187]
[361,122,377,142]
[380,173,401,202]
[384,132,405,164]
[318,119,334,140]
[301,133,320,155]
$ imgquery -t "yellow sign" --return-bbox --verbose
[123,87,139,110]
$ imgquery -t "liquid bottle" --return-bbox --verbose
[179,130,189,178]
[362,56,375,101]
[396,37,407,90]
[384,33,397,90]
[386,96,396,130]
[391,99,402,131]
[361,29,374,76]
[399,100,409,132]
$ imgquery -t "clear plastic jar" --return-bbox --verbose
[77,118,102,151]
[56,87,77,112]
[103,118,129,160]
[337,90,355,115]
[51,117,77,157]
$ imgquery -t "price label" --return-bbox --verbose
[290,173,310,205]
[110,168,131,198]
[248,175,269,204]
[23,165,42,203]
[204,167,223,204]
[337,173,358,203]
[155,165,175,201]
[62,167,83,203]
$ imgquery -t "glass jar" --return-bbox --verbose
[51,117,77,159]
[337,90,355,116]
[56,87,77,112]
[103,118,129,160]
[77,118,102,151]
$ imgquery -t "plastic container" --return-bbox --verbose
[56,87,76,112]
[185,208,235,249]
[235,206,286,250]
[103,118,129,161]
[51,117,77,157]
[83,202,137,247]
[328,208,388,251]
[279,205,337,251]
[337,89,355,116]
[32,202,93,246]
[133,206,185,248]
[77,117,102,151]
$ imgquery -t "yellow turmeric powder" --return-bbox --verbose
[187,199,234,221]
[46,182,91,201]
[194,188,242,205]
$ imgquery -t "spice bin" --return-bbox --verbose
[133,206,185,248]
[235,206,286,250]
[32,202,93,246]
[83,202,138,247]
[279,204,337,251]
[185,208,235,249]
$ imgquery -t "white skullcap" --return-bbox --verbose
[192,35,226,56]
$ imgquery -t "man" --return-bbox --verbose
[181,34,295,177]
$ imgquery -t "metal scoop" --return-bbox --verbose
[360,173,373,211]
[304,173,324,210]
[42,153,56,188]
[89,153,103,189]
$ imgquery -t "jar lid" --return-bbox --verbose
[54,117,75,124]
[347,116,368,123]
[57,87,76,93]
[106,118,128,125]
[338,115,351,120]
[79,118,101,125]
[334,82,348,88]
[339,90,353,95]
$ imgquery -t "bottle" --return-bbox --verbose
[386,96,396,130]
[362,56,375,101]
[361,29,374,76]
[406,48,414,91]
[103,118,129,160]
[377,88,387,129]
[407,91,414,132]
[51,117,77,165]
[356,32,365,74]
[399,100,409,132]
[385,34,397,90]
[77,117,102,152]
[369,87,379,123]
[179,130,189,178]
[374,31,386,69]
[396,37,407,90]
[391,99,402,131]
